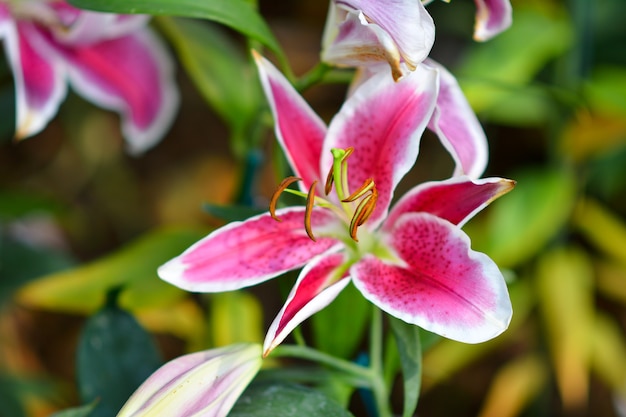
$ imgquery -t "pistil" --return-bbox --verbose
[269,147,378,243]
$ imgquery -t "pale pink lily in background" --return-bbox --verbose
[322,1,492,178]
[0,0,178,154]
[470,0,513,41]
[321,0,435,81]
[116,344,262,417]
[158,54,514,356]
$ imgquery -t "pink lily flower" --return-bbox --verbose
[321,0,435,81]
[0,0,178,153]
[158,54,513,356]
[116,344,262,417]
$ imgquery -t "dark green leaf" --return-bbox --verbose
[202,203,265,223]
[311,283,370,359]
[76,293,162,417]
[67,0,284,59]
[157,17,265,157]
[389,317,422,417]
[230,381,354,417]
[48,400,99,417]
[0,233,75,305]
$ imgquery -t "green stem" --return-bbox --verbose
[295,62,332,92]
[270,345,373,384]
[369,308,392,417]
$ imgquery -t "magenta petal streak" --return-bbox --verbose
[322,64,439,227]
[384,176,515,231]
[255,53,327,192]
[264,253,350,355]
[353,213,511,343]
[158,208,342,293]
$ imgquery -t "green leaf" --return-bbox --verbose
[77,292,162,417]
[49,400,99,417]
[535,247,594,408]
[0,189,61,220]
[208,291,264,346]
[457,5,573,125]
[16,227,207,313]
[0,234,75,305]
[230,381,354,417]
[157,17,265,157]
[389,317,422,417]
[467,167,577,268]
[311,283,370,359]
[67,0,284,61]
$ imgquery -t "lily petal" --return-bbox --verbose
[473,0,512,41]
[49,28,179,154]
[425,59,489,178]
[322,0,435,80]
[9,22,67,139]
[158,208,342,293]
[352,213,511,343]
[254,52,327,192]
[117,343,262,417]
[263,253,350,356]
[322,63,438,227]
[51,5,150,45]
[384,176,515,231]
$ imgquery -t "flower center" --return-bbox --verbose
[270,147,378,242]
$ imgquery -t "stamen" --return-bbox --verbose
[324,165,334,196]
[342,178,375,202]
[305,181,318,241]
[348,188,378,242]
[269,176,301,221]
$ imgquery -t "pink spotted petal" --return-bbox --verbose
[425,59,488,178]
[158,207,343,293]
[9,22,67,139]
[254,52,327,192]
[322,64,439,227]
[263,253,350,355]
[384,176,515,231]
[46,28,178,154]
[352,213,511,343]
[473,0,512,41]
[322,0,434,80]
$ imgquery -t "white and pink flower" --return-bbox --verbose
[117,344,262,417]
[0,0,178,153]
[158,54,513,356]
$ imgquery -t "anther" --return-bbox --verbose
[269,176,301,221]
[305,181,318,241]
[342,178,375,203]
[348,188,378,241]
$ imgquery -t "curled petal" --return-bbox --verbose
[9,23,67,139]
[384,176,515,231]
[49,28,179,154]
[51,6,150,45]
[254,52,326,192]
[473,0,513,41]
[158,208,343,293]
[264,253,350,356]
[322,0,435,80]
[117,343,262,417]
[352,213,511,343]
[322,64,439,227]
[425,59,488,178]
